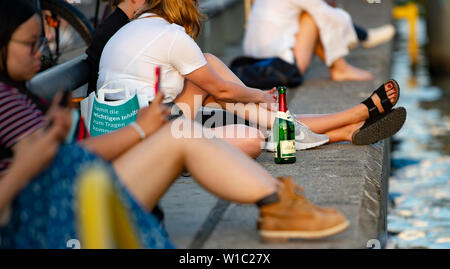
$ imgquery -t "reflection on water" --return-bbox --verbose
[387,17,450,249]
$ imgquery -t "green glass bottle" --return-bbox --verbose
[273,86,296,164]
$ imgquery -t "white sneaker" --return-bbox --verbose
[264,114,329,152]
[362,24,396,49]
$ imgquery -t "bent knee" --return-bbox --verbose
[203,53,216,62]
[168,118,204,139]
[299,11,314,23]
[236,126,264,158]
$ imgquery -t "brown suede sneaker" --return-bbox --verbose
[259,177,350,241]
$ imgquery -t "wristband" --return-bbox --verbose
[130,122,146,140]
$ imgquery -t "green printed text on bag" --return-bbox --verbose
[90,94,140,137]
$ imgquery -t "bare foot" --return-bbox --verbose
[353,80,399,123]
[367,80,399,115]
[330,63,374,81]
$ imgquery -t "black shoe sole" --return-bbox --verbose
[352,107,407,145]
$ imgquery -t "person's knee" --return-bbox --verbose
[247,137,264,158]
[168,118,205,140]
[299,11,317,29]
[299,11,313,22]
[203,53,216,63]
[241,127,264,158]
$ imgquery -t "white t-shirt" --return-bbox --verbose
[243,0,357,67]
[98,13,207,102]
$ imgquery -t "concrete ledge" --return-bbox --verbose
[161,0,394,249]
[25,0,395,249]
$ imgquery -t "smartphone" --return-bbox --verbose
[58,90,71,108]
[155,66,161,95]
[45,90,72,130]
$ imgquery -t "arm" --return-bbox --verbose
[169,30,276,106]
[79,92,170,161]
[79,124,141,161]
[185,64,268,103]
[0,104,71,213]
[0,160,38,213]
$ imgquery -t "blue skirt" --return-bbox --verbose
[0,144,175,249]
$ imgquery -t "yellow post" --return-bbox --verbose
[76,166,141,249]
[393,2,420,65]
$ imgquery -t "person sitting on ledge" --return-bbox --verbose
[243,0,374,82]
[85,0,147,96]
[98,0,406,153]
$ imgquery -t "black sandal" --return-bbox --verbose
[352,79,406,145]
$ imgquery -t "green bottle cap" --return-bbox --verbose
[277,86,287,94]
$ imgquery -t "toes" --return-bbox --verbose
[385,81,399,103]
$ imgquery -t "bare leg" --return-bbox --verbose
[174,67,264,158]
[296,105,368,134]
[113,119,278,211]
[296,83,398,134]
[203,125,264,158]
[324,121,365,143]
[293,12,373,81]
[175,52,396,144]
[329,58,374,82]
[293,12,321,73]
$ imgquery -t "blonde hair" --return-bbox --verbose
[134,0,203,40]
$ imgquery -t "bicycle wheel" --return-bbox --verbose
[40,0,94,69]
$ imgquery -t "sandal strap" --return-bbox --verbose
[374,84,394,112]
[362,97,380,120]
[360,108,392,131]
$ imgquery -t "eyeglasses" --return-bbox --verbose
[11,36,47,55]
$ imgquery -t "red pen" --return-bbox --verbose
[154,66,161,95]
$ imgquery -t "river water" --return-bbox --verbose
[387,17,450,249]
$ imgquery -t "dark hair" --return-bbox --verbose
[0,0,37,77]
[0,0,48,114]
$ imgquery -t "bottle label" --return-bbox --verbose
[280,140,296,158]
[276,111,293,122]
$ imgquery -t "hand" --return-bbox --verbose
[135,91,171,137]
[44,91,73,141]
[10,106,71,184]
[259,87,278,111]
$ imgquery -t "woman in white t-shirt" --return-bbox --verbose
[98,0,404,153]
[98,0,282,156]
[244,0,373,82]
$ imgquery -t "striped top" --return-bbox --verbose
[0,82,45,175]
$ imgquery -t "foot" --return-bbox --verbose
[362,80,399,119]
[275,177,340,214]
[362,24,396,49]
[264,113,329,152]
[330,63,374,81]
[292,117,330,150]
[259,177,350,241]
